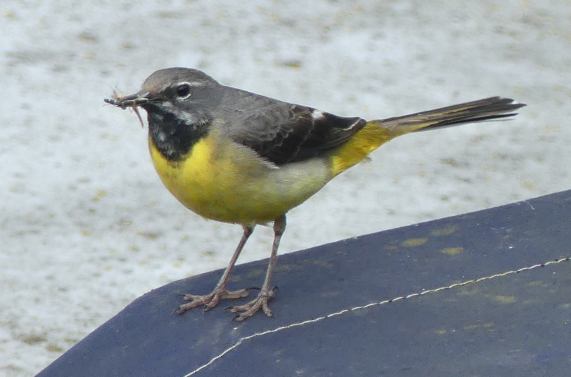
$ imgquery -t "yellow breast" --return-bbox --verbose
[148,130,332,225]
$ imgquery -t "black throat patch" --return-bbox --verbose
[145,103,209,162]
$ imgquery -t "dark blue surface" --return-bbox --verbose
[38,191,571,377]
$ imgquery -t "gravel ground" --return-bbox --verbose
[1,1,570,375]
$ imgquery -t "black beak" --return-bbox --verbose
[104,91,150,109]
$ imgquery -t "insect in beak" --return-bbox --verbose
[105,91,150,128]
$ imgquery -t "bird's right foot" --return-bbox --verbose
[176,288,250,314]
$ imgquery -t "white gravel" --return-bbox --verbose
[1,1,570,375]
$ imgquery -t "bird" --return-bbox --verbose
[105,67,524,321]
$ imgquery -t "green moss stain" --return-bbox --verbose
[440,247,464,256]
[493,295,517,304]
[464,322,495,331]
[401,238,428,247]
[430,224,458,237]
[434,328,448,335]
[527,280,549,287]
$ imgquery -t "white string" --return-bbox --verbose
[183,256,570,376]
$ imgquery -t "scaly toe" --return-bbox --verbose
[176,300,205,314]
[177,288,251,315]
[229,292,274,321]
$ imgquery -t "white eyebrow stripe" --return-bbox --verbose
[182,81,207,87]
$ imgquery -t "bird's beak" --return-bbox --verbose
[104,91,150,109]
[105,90,151,128]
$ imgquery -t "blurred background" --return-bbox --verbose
[1,0,570,375]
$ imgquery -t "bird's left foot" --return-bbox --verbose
[176,288,250,314]
[228,289,276,321]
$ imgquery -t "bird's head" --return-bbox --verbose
[105,67,221,128]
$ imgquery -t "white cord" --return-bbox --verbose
[183,256,570,376]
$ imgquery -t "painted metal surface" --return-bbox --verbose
[38,191,571,377]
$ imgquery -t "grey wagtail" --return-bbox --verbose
[105,67,524,321]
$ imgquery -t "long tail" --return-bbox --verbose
[378,97,525,136]
[329,97,525,176]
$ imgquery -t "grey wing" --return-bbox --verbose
[219,87,366,165]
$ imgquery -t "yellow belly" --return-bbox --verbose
[148,131,332,224]
[148,122,393,225]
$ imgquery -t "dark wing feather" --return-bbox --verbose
[219,87,365,165]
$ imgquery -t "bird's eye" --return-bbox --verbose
[175,83,191,99]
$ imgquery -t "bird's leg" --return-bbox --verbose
[229,215,286,321]
[176,225,254,314]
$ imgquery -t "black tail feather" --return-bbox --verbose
[379,97,525,134]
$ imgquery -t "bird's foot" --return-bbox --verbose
[227,288,276,321]
[176,287,250,314]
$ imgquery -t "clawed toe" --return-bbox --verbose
[176,288,250,315]
[228,289,276,321]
